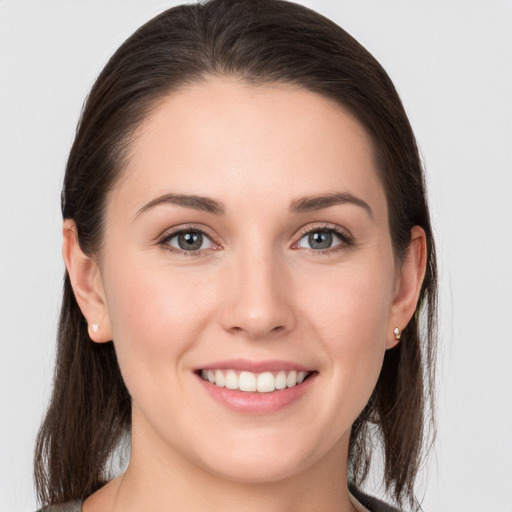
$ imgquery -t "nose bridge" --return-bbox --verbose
[221,237,295,338]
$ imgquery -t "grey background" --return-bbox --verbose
[1,1,511,511]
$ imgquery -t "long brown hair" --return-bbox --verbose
[34,0,437,509]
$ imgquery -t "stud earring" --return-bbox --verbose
[92,324,99,333]
[393,327,401,341]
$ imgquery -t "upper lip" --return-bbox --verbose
[196,358,313,373]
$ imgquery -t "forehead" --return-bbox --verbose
[110,78,386,220]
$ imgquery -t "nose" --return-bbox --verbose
[220,247,296,340]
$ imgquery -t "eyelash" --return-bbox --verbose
[158,224,218,257]
[294,224,354,255]
[158,224,354,256]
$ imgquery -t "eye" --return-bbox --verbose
[294,227,351,251]
[162,229,216,252]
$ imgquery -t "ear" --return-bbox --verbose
[387,226,427,349]
[62,219,112,343]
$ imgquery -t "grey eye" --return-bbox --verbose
[167,231,214,251]
[309,231,332,249]
[297,230,342,250]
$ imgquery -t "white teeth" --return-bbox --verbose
[239,371,257,392]
[275,370,287,390]
[297,371,307,384]
[225,370,238,390]
[286,370,297,388]
[214,369,225,387]
[200,369,310,392]
[256,372,275,392]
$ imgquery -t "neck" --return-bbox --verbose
[84,413,356,512]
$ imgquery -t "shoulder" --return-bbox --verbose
[35,501,82,512]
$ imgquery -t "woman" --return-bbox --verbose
[34,0,437,511]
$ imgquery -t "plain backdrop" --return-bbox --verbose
[1,1,511,511]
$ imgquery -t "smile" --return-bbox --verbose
[200,369,311,393]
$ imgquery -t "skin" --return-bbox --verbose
[63,78,426,512]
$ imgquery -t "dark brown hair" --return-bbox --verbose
[34,0,437,509]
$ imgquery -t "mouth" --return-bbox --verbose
[198,369,313,393]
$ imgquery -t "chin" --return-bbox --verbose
[189,429,334,485]
[204,454,309,485]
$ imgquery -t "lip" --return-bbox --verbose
[196,358,313,373]
[194,359,317,414]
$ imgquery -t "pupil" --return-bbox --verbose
[309,231,332,249]
[178,232,202,250]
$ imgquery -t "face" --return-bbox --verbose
[91,78,403,484]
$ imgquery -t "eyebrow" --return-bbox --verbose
[135,193,226,218]
[290,192,373,218]
[135,191,372,219]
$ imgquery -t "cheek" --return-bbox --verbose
[300,258,394,396]
[305,261,393,337]
[102,256,217,387]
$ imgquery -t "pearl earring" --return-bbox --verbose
[92,324,99,333]
[393,327,401,341]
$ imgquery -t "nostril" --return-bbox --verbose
[227,323,288,338]
[220,291,296,338]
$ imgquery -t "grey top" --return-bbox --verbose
[350,486,401,512]
[36,488,401,512]
[37,502,81,512]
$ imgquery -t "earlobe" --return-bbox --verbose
[387,226,427,349]
[62,219,113,343]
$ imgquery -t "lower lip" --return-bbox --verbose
[196,373,317,414]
